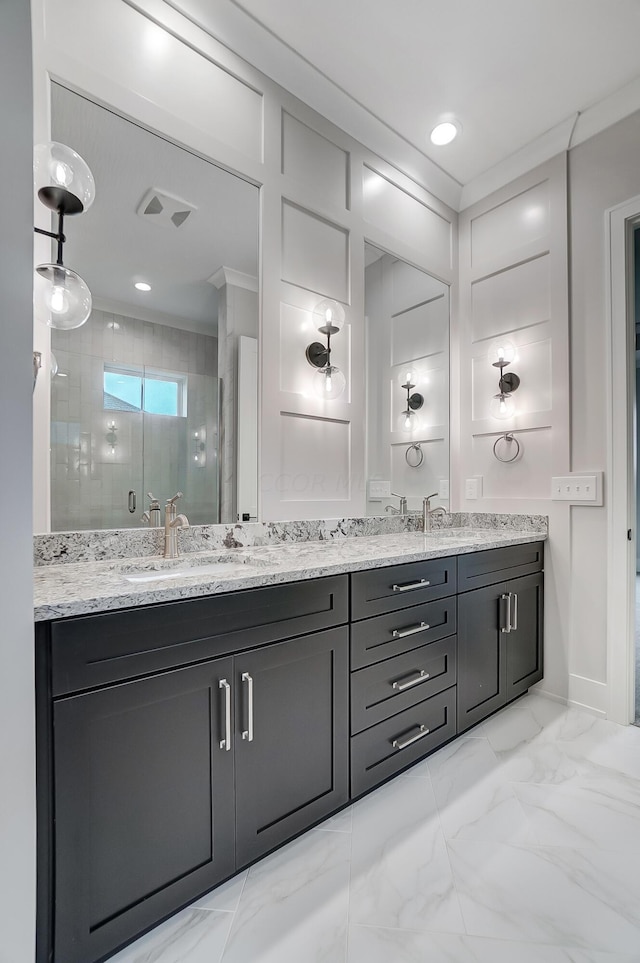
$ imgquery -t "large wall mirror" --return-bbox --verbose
[364,242,450,515]
[48,84,259,531]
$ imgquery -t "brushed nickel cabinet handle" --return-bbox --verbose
[392,578,430,593]
[510,592,518,631]
[219,679,231,751]
[500,593,511,633]
[241,672,254,741]
[392,669,430,691]
[391,621,430,639]
[391,724,430,750]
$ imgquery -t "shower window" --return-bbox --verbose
[103,363,187,417]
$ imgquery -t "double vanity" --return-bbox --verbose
[34,516,545,963]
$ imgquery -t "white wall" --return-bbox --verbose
[458,155,572,705]
[569,109,640,712]
[0,2,36,960]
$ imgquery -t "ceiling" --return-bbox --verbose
[51,84,259,332]
[170,0,640,206]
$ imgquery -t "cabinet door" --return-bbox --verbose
[53,658,235,963]
[234,627,349,866]
[504,572,544,701]
[457,583,507,732]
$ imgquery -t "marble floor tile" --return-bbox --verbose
[190,871,248,913]
[427,735,535,843]
[448,838,640,954]
[101,692,640,963]
[221,828,350,963]
[349,773,465,934]
[314,805,353,833]
[513,773,640,853]
[347,924,638,963]
[108,908,234,963]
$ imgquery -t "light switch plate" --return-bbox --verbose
[465,476,483,500]
[368,479,391,500]
[551,472,603,505]
[439,479,450,499]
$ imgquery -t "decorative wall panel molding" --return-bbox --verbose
[471,254,550,342]
[281,200,349,302]
[279,412,350,502]
[282,111,349,212]
[362,165,452,278]
[470,180,550,268]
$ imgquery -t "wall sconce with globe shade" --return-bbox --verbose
[488,340,521,419]
[33,142,95,331]
[305,299,346,399]
[399,369,424,431]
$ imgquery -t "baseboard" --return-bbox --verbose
[568,673,607,717]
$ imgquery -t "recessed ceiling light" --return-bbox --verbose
[430,121,460,146]
[135,281,151,292]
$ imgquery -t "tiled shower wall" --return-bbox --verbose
[50,307,218,531]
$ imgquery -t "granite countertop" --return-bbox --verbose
[34,527,546,621]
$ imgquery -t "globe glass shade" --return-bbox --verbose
[35,264,92,330]
[34,142,96,212]
[313,364,346,400]
[490,393,515,420]
[313,298,345,334]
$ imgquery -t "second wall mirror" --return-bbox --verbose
[364,242,450,515]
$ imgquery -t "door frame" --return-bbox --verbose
[605,195,640,724]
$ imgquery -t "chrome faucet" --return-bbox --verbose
[141,492,161,527]
[385,492,407,515]
[163,492,190,558]
[422,491,448,533]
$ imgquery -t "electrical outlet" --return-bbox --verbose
[439,479,450,499]
[465,476,483,500]
[368,479,390,500]
[551,472,603,504]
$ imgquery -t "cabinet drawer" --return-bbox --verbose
[351,557,456,621]
[350,597,456,669]
[351,636,456,734]
[457,542,543,593]
[350,687,456,797]
[51,575,348,695]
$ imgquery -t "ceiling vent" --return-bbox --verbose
[136,188,197,229]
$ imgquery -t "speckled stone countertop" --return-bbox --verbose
[34,524,547,622]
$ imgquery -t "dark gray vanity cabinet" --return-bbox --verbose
[456,543,544,733]
[350,557,458,796]
[52,657,236,963]
[36,576,349,963]
[233,628,349,867]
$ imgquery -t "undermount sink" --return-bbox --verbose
[114,553,264,583]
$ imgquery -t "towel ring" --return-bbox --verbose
[493,433,521,463]
[405,443,424,468]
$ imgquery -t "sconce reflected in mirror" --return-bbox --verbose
[105,420,118,455]
[400,369,424,431]
[488,339,520,419]
[305,298,346,399]
[33,142,95,330]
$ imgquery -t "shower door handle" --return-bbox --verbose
[128,490,136,513]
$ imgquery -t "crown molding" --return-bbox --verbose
[208,266,258,291]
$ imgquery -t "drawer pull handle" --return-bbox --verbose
[242,672,254,742]
[392,578,430,593]
[392,724,430,750]
[500,593,511,633]
[392,669,430,691]
[391,621,430,639]
[219,679,231,751]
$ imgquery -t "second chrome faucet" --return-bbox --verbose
[163,492,190,558]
